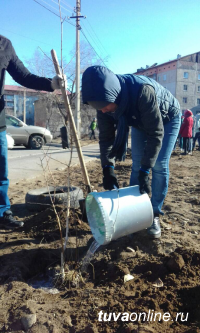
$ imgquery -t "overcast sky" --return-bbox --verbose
[2,0,200,85]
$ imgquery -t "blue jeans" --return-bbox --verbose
[0,130,10,217]
[179,136,183,149]
[130,113,181,215]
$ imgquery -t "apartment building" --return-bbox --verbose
[134,52,200,113]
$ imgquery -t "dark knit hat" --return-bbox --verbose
[87,100,110,110]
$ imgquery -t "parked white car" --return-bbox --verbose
[6,133,15,149]
[6,115,53,149]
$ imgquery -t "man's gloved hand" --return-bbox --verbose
[51,74,66,90]
[138,170,151,194]
[103,167,119,190]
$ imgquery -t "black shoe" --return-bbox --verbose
[1,210,24,228]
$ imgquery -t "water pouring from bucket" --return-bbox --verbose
[85,185,153,246]
[81,240,100,272]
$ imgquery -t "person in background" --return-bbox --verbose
[179,109,193,155]
[82,66,181,239]
[0,34,65,228]
[192,113,200,151]
[179,115,184,152]
[190,114,196,154]
[173,114,184,153]
[89,117,97,140]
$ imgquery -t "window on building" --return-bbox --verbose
[183,85,187,91]
[6,101,14,108]
[183,72,188,79]
[157,76,160,82]
[4,94,14,101]
[198,86,200,92]
[197,99,200,105]
[198,73,200,80]
[163,74,167,81]
[183,97,187,103]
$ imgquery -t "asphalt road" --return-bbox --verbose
[8,142,100,184]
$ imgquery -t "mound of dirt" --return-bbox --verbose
[0,149,200,332]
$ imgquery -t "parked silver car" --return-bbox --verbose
[6,115,53,149]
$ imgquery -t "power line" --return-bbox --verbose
[81,20,117,67]
[1,28,55,47]
[36,0,61,15]
[33,0,76,27]
[82,19,119,70]
[51,0,72,14]
[33,0,108,67]
[81,28,108,68]
[33,0,62,18]
[86,19,109,56]
[81,21,106,58]
[60,0,74,10]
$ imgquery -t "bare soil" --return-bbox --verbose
[0,146,200,333]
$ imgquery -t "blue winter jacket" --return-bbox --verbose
[82,66,180,168]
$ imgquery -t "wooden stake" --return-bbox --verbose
[51,49,92,193]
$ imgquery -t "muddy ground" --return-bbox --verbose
[0,144,200,333]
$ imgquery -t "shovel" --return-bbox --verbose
[51,49,91,220]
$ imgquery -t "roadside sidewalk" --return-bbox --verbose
[8,141,100,184]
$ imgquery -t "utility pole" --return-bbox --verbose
[70,0,85,139]
[75,0,80,138]
[23,89,26,123]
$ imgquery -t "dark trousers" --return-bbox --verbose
[183,137,190,154]
[193,132,200,150]
[90,129,96,139]
[60,126,69,149]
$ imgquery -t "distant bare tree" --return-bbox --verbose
[25,42,109,97]
[25,49,67,78]
[67,40,109,93]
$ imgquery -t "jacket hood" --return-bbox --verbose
[184,109,193,117]
[82,66,121,106]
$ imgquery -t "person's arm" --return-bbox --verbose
[7,43,53,92]
[138,85,164,169]
[97,110,116,167]
[179,119,186,136]
[97,111,119,190]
